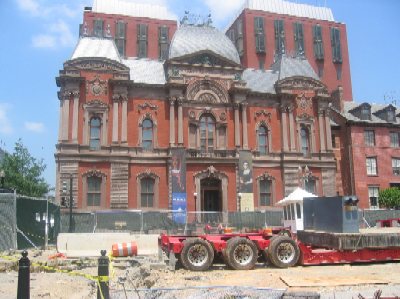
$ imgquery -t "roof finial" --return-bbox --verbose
[280,39,285,55]
[180,11,189,25]
[206,13,213,27]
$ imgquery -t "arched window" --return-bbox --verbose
[142,119,153,150]
[141,177,155,207]
[90,117,101,150]
[200,114,215,153]
[87,176,102,206]
[258,125,268,155]
[300,125,310,157]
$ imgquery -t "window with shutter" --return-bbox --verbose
[158,26,169,60]
[259,179,272,206]
[137,24,148,58]
[236,20,244,55]
[293,22,304,55]
[93,19,104,37]
[254,17,265,53]
[274,20,285,54]
[115,21,126,56]
[313,25,324,60]
[330,27,342,63]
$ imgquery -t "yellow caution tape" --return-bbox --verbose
[0,254,114,299]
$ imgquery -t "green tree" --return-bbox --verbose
[0,139,49,197]
[378,187,400,209]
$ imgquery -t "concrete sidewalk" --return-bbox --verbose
[57,233,159,257]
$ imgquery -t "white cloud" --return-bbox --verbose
[0,104,13,135]
[32,20,75,49]
[24,122,45,133]
[16,0,40,15]
[32,34,56,48]
[204,0,244,24]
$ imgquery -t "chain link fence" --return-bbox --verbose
[0,192,17,251]
[60,209,284,235]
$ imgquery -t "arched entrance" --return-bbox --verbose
[201,177,221,212]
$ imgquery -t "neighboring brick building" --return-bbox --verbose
[225,0,352,101]
[331,102,400,209]
[55,0,338,212]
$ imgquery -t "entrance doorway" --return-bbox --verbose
[201,177,222,223]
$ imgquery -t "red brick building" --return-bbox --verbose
[226,0,352,101]
[55,0,342,213]
[331,102,400,209]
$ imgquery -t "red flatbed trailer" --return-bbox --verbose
[159,229,400,271]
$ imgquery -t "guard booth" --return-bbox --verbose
[276,187,316,233]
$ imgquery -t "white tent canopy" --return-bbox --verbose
[276,187,317,206]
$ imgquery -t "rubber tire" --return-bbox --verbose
[225,237,258,270]
[267,236,300,268]
[179,238,214,271]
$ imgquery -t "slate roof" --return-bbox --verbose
[122,58,166,85]
[340,102,400,124]
[71,37,121,62]
[244,55,319,94]
[169,25,240,65]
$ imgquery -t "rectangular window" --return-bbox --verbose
[366,157,377,176]
[368,186,379,209]
[330,27,342,63]
[141,178,154,207]
[254,17,265,53]
[93,19,104,37]
[87,177,101,206]
[392,158,400,175]
[390,132,400,147]
[158,26,169,60]
[115,21,126,57]
[293,22,304,55]
[227,28,236,43]
[137,24,148,58]
[274,20,285,54]
[313,25,324,60]
[305,179,316,194]
[236,20,244,55]
[364,130,375,146]
[259,179,271,206]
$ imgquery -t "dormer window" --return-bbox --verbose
[387,109,396,122]
[360,106,371,120]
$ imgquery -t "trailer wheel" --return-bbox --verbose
[225,237,258,270]
[267,236,299,268]
[179,238,214,271]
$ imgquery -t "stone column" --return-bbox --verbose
[318,110,326,152]
[112,97,119,143]
[71,91,80,143]
[241,103,248,149]
[121,98,128,143]
[280,105,289,152]
[177,98,183,145]
[288,106,296,151]
[325,110,333,150]
[62,93,70,141]
[169,98,175,146]
[234,103,240,148]
[58,99,63,142]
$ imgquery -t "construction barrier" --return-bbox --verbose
[111,242,137,257]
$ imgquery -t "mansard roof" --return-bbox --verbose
[71,37,121,62]
[243,55,320,94]
[169,25,240,65]
[341,102,400,124]
[122,58,166,85]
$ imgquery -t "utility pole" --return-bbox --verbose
[68,174,74,233]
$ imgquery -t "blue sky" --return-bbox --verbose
[0,0,399,190]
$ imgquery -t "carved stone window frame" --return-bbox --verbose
[137,113,158,148]
[256,121,272,155]
[296,115,316,156]
[83,100,109,147]
[136,171,160,210]
[82,170,107,210]
[256,173,275,207]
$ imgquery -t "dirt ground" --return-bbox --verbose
[1,250,400,299]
